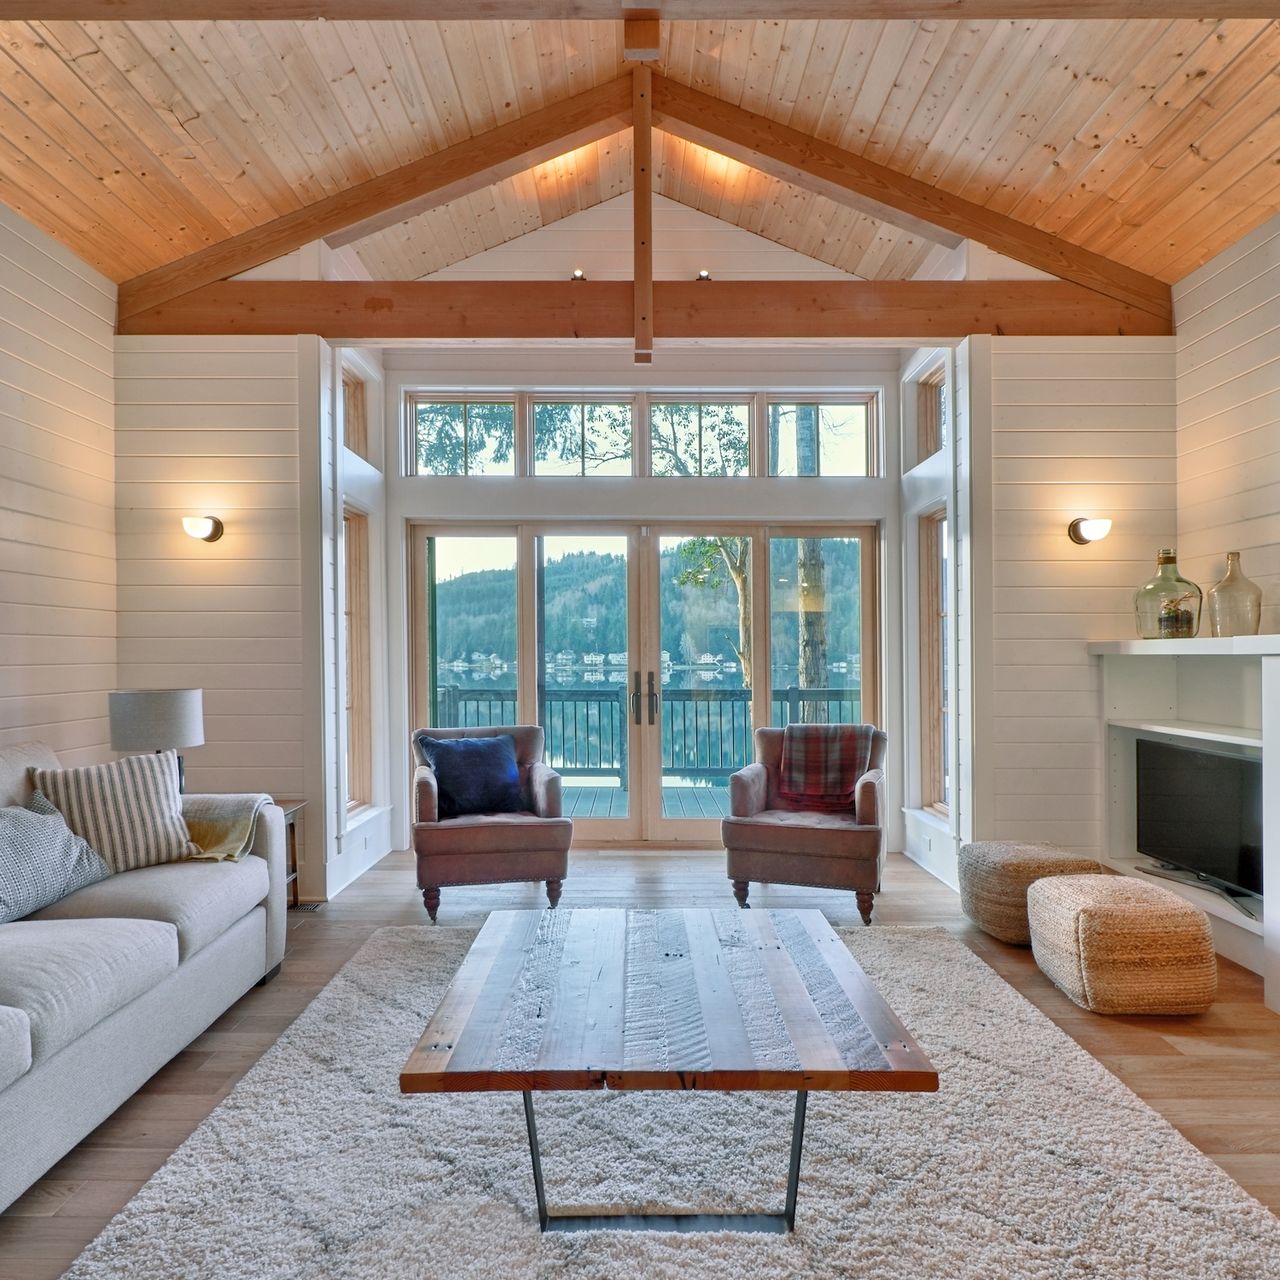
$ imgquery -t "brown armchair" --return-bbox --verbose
[721,724,887,924]
[411,725,572,923]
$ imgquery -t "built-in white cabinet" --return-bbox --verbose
[1090,639,1280,1010]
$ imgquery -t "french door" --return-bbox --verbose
[411,523,877,845]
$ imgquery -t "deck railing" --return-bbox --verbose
[434,683,861,786]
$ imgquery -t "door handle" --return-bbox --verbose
[647,670,659,725]
[631,671,642,725]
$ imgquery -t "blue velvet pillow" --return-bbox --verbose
[415,733,525,819]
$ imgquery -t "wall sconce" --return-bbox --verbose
[1067,517,1112,545]
[696,269,712,281]
[182,516,224,542]
[569,268,586,281]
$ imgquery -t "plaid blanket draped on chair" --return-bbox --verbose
[778,723,874,813]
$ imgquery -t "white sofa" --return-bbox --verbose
[0,741,287,1211]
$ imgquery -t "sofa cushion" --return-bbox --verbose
[0,792,110,923]
[31,857,270,962]
[416,812,574,857]
[721,809,881,859]
[0,1004,32,1090]
[0,919,178,1063]
[31,750,197,874]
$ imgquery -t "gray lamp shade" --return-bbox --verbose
[109,689,205,752]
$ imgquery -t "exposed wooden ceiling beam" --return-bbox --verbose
[115,280,1171,340]
[116,76,633,320]
[650,74,1172,322]
[633,66,654,364]
[8,4,1273,18]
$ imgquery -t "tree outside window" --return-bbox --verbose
[768,401,871,477]
[650,402,750,477]
[412,399,516,475]
[532,401,632,475]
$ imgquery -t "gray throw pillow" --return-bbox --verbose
[0,791,110,923]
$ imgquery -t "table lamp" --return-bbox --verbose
[108,688,205,792]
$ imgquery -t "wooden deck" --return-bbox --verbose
[564,784,730,820]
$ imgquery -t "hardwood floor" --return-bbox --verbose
[3,849,1279,1277]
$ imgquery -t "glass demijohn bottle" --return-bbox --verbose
[1133,549,1201,639]
[1206,551,1262,637]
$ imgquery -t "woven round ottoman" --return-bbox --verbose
[1027,874,1217,1015]
[957,842,1103,945]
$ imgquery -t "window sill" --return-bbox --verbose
[903,806,952,835]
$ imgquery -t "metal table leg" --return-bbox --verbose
[522,1090,549,1231]
[521,1089,809,1234]
[784,1089,808,1231]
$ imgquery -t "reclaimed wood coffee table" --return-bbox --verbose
[401,907,937,1234]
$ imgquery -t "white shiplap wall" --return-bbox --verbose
[1175,213,1280,622]
[426,193,859,281]
[983,337,1178,854]
[114,337,304,800]
[0,203,117,763]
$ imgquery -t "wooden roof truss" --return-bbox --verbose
[112,51,1175,356]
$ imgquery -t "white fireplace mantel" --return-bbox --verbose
[1089,638,1280,657]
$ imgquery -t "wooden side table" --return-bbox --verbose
[273,799,306,908]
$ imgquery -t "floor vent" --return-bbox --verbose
[290,902,323,912]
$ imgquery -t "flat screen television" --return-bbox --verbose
[1135,738,1262,898]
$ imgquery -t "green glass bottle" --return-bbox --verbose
[1134,549,1201,639]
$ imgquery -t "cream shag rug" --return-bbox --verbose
[66,924,1280,1280]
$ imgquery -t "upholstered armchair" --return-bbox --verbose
[721,724,887,925]
[411,725,572,923]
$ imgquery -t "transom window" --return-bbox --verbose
[768,400,873,477]
[410,396,516,476]
[533,400,632,476]
[403,391,882,478]
[649,401,751,477]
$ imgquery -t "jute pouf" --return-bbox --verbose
[1027,874,1218,1015]
[957,841,1103,945]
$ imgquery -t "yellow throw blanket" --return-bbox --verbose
[184,793,272,862]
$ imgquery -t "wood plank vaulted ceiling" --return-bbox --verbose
[0,17,1277,287]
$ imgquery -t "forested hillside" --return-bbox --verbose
[433,541,862,676]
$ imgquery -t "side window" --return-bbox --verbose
[342,509,372,811]
[917,367,946,461]
[342,372,371,463]
[919,509,950,814]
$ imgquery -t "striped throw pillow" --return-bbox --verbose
[31,751,197,874]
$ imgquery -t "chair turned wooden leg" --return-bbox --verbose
[422,886,441,923]
[733,879,751,908]
[545,878,563,909]
[856,890,874,926]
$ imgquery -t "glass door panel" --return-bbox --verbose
[656,535,754,822]
[537,535,633,823]
[427,535,519,728]
[768,535,863,726]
